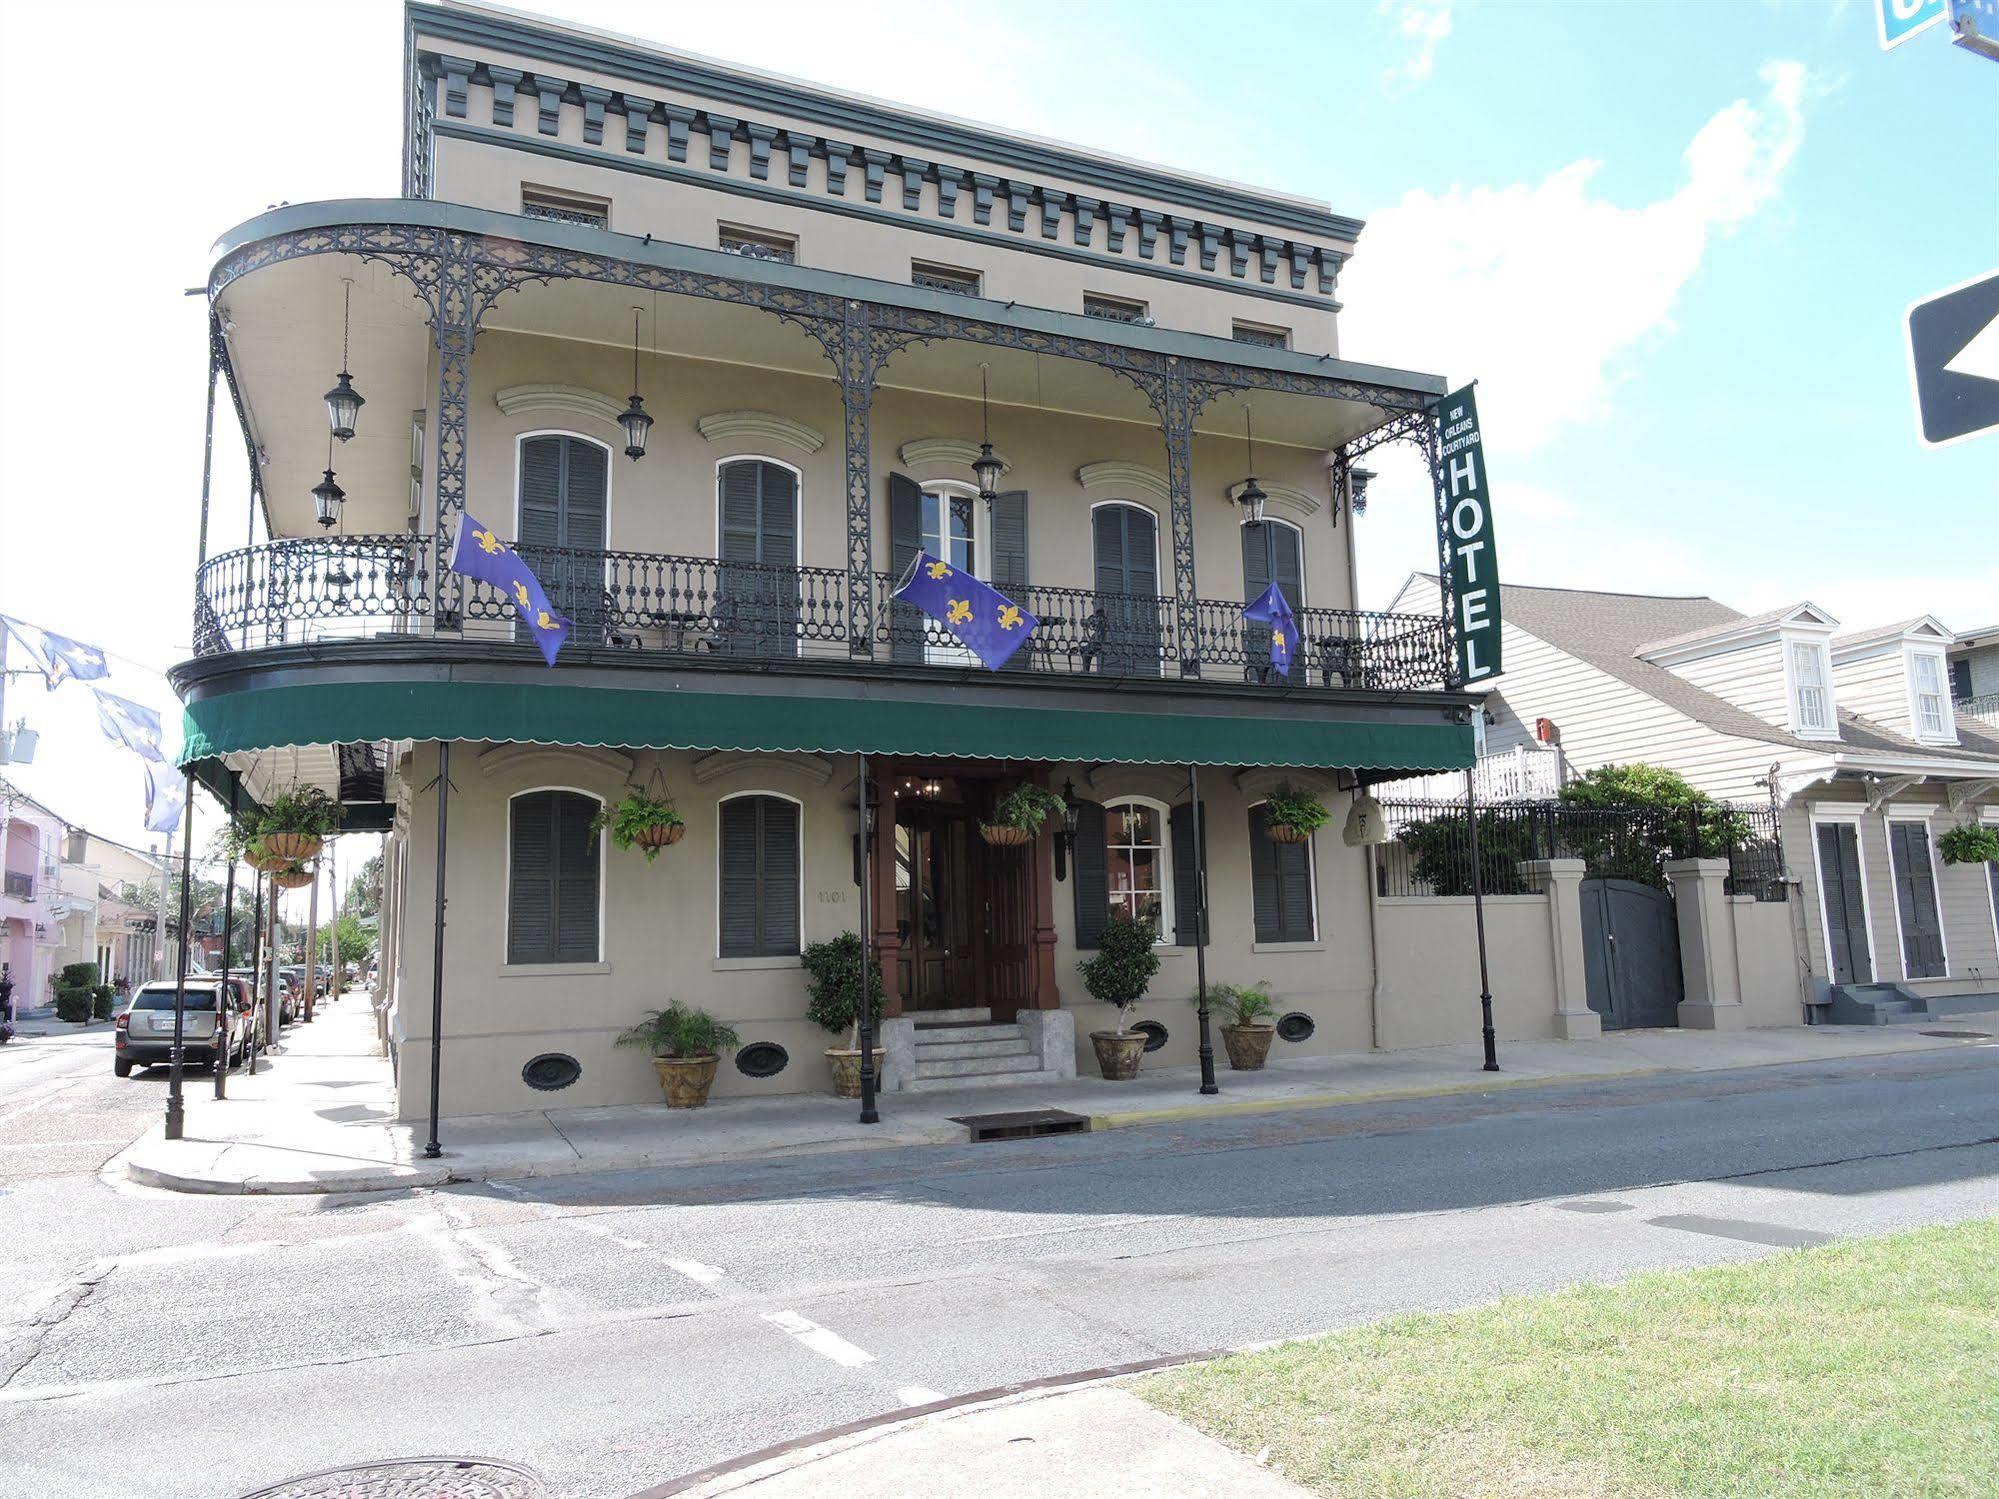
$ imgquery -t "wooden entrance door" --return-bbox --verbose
[975,784,1036,1021]
[893,804,975,1011]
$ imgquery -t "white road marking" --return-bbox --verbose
[485,1183,728,1289]
[896,1385,943,1406]
[761,1310,877,1368]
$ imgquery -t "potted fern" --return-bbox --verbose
[802,932,886,1097]
[1079,909,1161,1079]
[224,815,285,874]
[981,783,1067,848]
[257,786,341,863]
[1938,823,1999,865]
[1209,980,1277,1070]
[615,1001,740,1108]
[1263,782,1330,845]
[595,790,686,862]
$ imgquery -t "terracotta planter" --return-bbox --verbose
[980,824,1033,848]
[262,831,324,863]
[1090,1029,1147,1081]
[825,1047,887,1098]
[1265,824,1313,845]
[244,843,286,873]
[634,821,686,851]
[1221,1023,1275,1071]
[651,1054,719,1109]
[270,866,314,889]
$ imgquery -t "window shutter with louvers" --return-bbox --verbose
[991,490,1031,673]
[1072,800,1108,950]
[508,791,601,965]
[718,796,802,958]
[1170,801,1207,946]
[1249,804,1315,944]
[888,473,925,664]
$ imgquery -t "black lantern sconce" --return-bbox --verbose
[1053,777,1083,882]
[1235,405,1266,529]
[618,306,655,460]
[323,279,365,442]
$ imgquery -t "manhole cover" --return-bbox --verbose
[238,1457,544,1499]
[1919,1029,1992,1039]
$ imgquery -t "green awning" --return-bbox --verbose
[180,680,1472,772]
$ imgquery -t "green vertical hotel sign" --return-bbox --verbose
[1437,385,1501,684]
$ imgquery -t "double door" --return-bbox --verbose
[889,785,1037,1016]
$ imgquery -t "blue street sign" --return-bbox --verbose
[1950,0,1999,59]
[1878,0,1946,48]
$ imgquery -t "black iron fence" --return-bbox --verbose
[1375,798,1787,901]
[191,534,1454,692]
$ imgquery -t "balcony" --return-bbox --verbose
[1955,692,1999,730]
[192,535,1452,694]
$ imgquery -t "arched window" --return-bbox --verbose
[1103,797,1173,940]
[1091,503,1163,676]
[1248,802,1316,944]
[507,790,603,965]
[1242,517,1304,684]
[717,459,800,657]
[517,434,610,641]
[718,793,801,957]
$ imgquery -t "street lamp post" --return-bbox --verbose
[163,767,196,1141]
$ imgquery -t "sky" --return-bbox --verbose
[0,0,1993,852]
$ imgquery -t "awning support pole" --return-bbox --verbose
[1190,763,1217,1096]
[1465,767,1499,1072]
[164,767,197,1141]
[216,775,238,1100]
[424,741,451,1159]
[246,863,264,1074]
[856,751,879,1124]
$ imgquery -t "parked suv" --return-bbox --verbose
[114,979,253,1076]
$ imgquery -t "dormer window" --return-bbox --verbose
[1790,640,1834,735]
[1909,650,1953,740]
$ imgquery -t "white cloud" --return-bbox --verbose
[1380,2,1454,87]
[1341,60,1810,457]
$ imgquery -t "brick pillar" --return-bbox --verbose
[1517,858,1599,1040]
[1664,857,1746,1030]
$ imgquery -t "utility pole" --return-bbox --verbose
[153,839,171,979]
[304,856,320,1023]
[329,840,342,1005]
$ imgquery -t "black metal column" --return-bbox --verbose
[163,767,197,1141]
[855,751,879,1124]
[1465,766,1499,1071]
[216,776,239,1100]
[246,865,264,1074]
[424,741,451,1159]
[1190,764,1217,1096]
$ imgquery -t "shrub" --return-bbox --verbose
[1078,909,1161,1033]
[614,1001,739,1059]
[60,962,101,991]
[801,932,885,1049]
[54,987,93,1024]
[90,985,115,1021]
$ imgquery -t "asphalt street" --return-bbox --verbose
[1,1025,1995,1499]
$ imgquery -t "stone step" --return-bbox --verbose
[913,1023,1024,1046]
[910,1007,993,1025]
[906,1065,1072,1093]
[1919,992,1999,1018]
[912,1036,1033,1062]
[913,1051,1048,1080]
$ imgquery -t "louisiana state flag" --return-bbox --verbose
[892,551,1037,671]
[445,513,571,667]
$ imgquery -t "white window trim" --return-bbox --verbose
[1904,646,1958,744]
[1250,799,1321,944]
[1101,795,1174,944]
[1884,814,1950,981]
[503,787,608,967]
[1807,812,1877,986]
[714,790,806,960]
[1783,635,1838,740]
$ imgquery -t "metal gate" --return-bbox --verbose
[1580,878,1683,1030]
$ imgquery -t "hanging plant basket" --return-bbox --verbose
[980,823,1034,848]
[262,831,325,864]
[1265,823,1314,844]
[595,782,686,864]
[244,841,288,873]
[634,821,686,852]
[271,864,314,889]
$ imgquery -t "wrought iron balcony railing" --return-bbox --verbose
[192,535,1455,693]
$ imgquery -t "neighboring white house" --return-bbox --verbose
[1388,577,1999,1014]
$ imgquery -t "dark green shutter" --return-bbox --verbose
[1092,504,1160,676]
[719,461,799,657]
[1072,800,1108,950]
[519,438,564,548]
[760,796,801,954]
[1890,822,1945,979]
[517,437,607,641]
[508,791,600,964]
[1249,804,1314,943]
[1241,521,1304,685]
[888,473,925,664]
[553,794,601,962]
[719,795,801,957]
[719,797,761,956]
[991,490,1031,673]
[1170,800,1207,946]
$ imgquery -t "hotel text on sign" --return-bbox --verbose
[1436,385,1501,684]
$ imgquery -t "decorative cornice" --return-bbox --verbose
[689,749,835,785]
[1077,461,1169,501]
[899,437,1009,476]
[494,383,626,425]
[696,409,826,454]
[478,742,633,780]
[1226,478,1321,520]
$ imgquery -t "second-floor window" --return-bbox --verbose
[1083,292,1149,324]
[519,435,609,638]
[717,460,800,658]
[521,185,610,229]
[1232,320,1291,350]
[1910,651,1951,738]
[912,261,982,296]
[719,223,798,263]
[1790,640,1833,735]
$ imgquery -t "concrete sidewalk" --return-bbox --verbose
[117,995,1998,1195]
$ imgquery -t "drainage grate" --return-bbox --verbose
[1919,1029,1991,1039]
[238,1457,544,1498]
[950,1108,1091,1143]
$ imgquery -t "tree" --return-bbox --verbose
[346,852,383,921]
[316,912,374,967]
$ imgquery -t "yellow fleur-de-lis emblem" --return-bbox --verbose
[514,581,531,608]
[926,560,951,580]
[1272,628,1286,648]
[946,599,973,625]
[473,527,506,555]
[536,610,556,631]
[997,604,1023,631]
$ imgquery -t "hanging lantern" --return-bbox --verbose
[1236,405,1265,528]
[620,307,654,460]
[311,468,345,529]
[970,363,1003,507]
[1342,790,1387,847]
[325,280,364,441]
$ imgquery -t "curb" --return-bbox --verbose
[1085,1066,1656,1130]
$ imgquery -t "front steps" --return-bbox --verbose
[891,1007,1074,1092]
[1825,983,1999,1026]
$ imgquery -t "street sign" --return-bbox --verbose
[1950,0,1999,59]
[1878,0,1946,47]
[1434,385,1502,684]
[1907,268,1999,446]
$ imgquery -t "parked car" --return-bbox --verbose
[114,978,253,1076]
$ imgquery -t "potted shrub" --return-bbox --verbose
[615,1001,740,1108]
[981,783,1067,848]
[1938,823,1999,866]
[1079,909,1161,1080]
[1209,980,1277,1070]
[256,786,341,863]
[1263,783,1330,845]
[594,790,686,862]
[802,932,886,1097]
